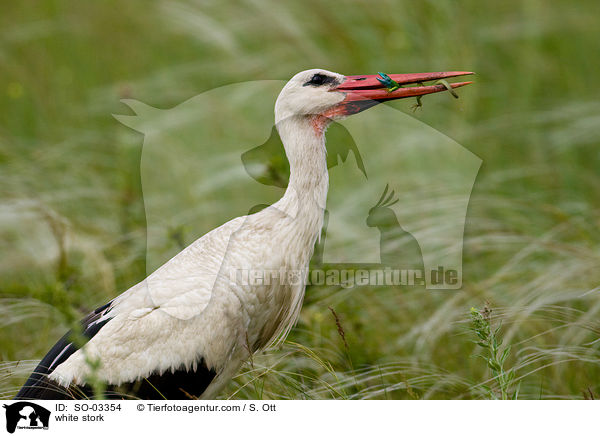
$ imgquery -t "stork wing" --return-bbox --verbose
[14,216,246,400]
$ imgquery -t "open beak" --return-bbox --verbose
[328,71,474,116]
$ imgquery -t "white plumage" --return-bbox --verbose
[16,68,472,399]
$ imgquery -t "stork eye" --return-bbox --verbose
[303,73,336,87]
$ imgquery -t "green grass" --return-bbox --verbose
[1,0,599,399]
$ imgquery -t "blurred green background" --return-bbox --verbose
[1,0,599,399]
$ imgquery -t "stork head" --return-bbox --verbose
[275,68,473,127]
[275,69,346,124]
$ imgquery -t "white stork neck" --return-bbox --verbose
[276,116,329,219]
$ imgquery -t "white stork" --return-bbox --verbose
[15,68,472,399]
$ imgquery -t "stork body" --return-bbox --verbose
[15,69,472,399]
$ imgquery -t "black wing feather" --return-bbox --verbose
[15,300,217,400]
[14,301,115,400]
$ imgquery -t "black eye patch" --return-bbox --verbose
[303,73,338,87]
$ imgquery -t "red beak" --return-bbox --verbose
[327,71,474,116]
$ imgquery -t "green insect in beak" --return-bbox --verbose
[377,72,462,112]
[377,72,401,92]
